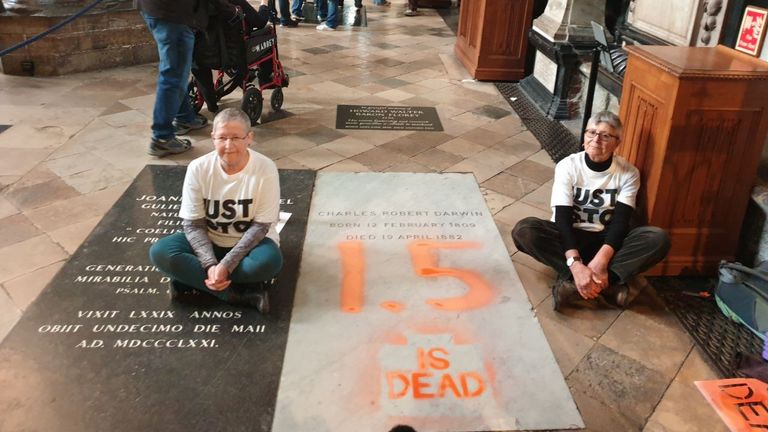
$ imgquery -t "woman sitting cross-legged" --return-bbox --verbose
[511,111,670,311]
[149,107,282,312]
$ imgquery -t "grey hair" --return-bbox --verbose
[212,108,252,133]
[587,110,622,137]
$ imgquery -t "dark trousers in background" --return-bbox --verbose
[512,217,670,284]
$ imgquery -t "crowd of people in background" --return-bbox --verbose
[284,0,420,31]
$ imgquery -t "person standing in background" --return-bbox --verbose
[290,0,305,21]
[405,0,419,16]
[277,0,300,26]
[138,0,211,157]
[315,0,339,30]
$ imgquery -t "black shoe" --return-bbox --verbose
[148,136,193,157]
[230,289,270,314]
[601,283,630,309]
[229,279,275,313]
[280,19,299,27]
[551,276,577,312]
[169,280,195,300]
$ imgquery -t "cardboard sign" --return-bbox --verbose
[736,6,768,56]
[696,378,768,431]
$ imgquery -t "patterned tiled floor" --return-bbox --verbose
[0,2,728,431]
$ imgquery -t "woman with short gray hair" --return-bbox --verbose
[512,110,669,310]
[149,108,282,313]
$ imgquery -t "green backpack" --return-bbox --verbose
[716,261,768,341]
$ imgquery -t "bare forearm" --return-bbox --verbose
[591,244,615,269]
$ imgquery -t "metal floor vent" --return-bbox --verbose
[495,82,580,163]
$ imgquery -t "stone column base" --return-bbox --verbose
[0,5,157,76]
[518,29,594,120]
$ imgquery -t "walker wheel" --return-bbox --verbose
[188,80,203,113]
[270,87,284,111]
[241,87,263,126]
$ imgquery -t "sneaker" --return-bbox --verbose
[168,280,195,300]
[280,19,299,27]
[551,276,577,312]
[290,14,305,21]
[173,113,208,135]
[375,0,391,5]
[602,283,630,309]
[404,8,418,16]
[316,23,336,31]
[148,136,193,157]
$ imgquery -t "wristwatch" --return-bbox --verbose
[566,256,582,267]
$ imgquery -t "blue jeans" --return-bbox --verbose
[141,12,196,140]
[149,232,284,298]
[277,0,293,24]
[316,0,338,27]
[291,0,304,17]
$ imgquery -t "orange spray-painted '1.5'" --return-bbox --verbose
[338,240,495,313]
[408,241,494,311]
[338,241,365,313]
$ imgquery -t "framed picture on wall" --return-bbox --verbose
[736,5,768,56]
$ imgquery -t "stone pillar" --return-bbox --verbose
[0,0,158,76]
[519,0,606,120]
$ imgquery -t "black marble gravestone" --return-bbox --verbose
[336,105,444,131]
[0,165,315,432]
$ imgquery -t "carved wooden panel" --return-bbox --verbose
[619,45,768,275]
[454,0,534,81]
[488,1,523,58]
[618,81,663,221]
[457,0,479,50]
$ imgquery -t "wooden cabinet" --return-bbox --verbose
[618,45,768,275]
[454,0,534,81]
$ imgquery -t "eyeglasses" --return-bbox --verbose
[212,135,249,143]
[585,129,619,141]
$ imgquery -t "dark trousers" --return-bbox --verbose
[512,217,670,284]
[149,232,283,298]
[408,0,418,10]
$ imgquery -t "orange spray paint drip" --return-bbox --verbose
[408,241,495,311]
[380,301,405,312]
[338,241,365,313]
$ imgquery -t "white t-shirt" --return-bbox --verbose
[179,149,280,247]
[550,151,640,232]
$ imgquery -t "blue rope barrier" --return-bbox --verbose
[0,0,107,57]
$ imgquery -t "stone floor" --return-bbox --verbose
[0,2,728,431]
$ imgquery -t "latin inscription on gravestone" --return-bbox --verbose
[336,105,444,131]
[0,165,315,432]
[272,172,583,431]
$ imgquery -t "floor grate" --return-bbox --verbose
[495,82,580,164]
